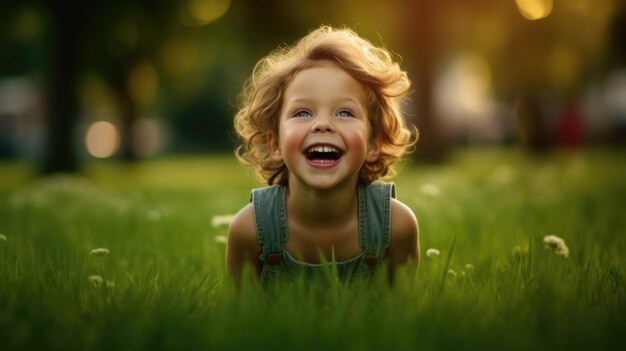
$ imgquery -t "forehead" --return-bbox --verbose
[283,61,367,103]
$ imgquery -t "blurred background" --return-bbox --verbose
[0,0,625,174]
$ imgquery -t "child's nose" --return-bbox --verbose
[311,115,335,133]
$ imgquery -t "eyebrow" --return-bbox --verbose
[286,97,362,105]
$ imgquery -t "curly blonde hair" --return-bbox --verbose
[234,25,417,185]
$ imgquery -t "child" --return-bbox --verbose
[227,25,419,286]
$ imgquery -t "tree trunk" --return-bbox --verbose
[41,3,89,174]
[402,0,448,163]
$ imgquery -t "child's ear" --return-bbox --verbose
[267,132,283,161]
[366,137,381,163]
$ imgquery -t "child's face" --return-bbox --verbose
[268,61,379,190]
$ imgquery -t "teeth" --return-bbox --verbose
[308,146,339,153]
[305,145,342,163]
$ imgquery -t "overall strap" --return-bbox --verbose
[250,185,287,257]
[357,182,396,258]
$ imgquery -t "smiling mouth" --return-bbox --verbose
[304,145,343,163]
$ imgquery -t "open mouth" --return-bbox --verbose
[304,145,343,163]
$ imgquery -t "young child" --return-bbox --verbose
[227,25,419,286]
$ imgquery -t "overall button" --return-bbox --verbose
[364,255,378,267]
[266,253,282,265]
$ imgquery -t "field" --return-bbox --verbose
[1,148,625,350]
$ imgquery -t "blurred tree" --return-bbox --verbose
[86,0,172,162]
[401,0,616,152]
[2,0,619,171]
[40,1,91,174]
[39,0,195,169]
[0,1,42,77]
[515,93,549,151]
[607,1,626,145]
[401,0,448,162]
[608,1,626,67]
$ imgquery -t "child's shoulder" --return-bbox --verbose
[226,203,263,282]
[227,203,258,252]
[391,198,418,237]
[389,197,419,259]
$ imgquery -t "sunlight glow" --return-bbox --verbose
[435,52,502,143]
[548,45,580,91]
[85,121,120,158]
[162,38,199,77]
[436,52,494,118]
[456,53,493,115]
[180,0,230,26]
[515,0,553,20]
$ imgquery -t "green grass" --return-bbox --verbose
[1,148,625,350]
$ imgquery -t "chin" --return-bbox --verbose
[302,175,359,191]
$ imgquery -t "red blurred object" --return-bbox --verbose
[556,103,585,148]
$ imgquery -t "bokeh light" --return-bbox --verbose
[85,121,120,158]
[9,8,43,42]
[127,63,159,109]
[515,0,553,20]
[456,53,492,115]
[547,45,581,92]
[436,52,493,118]
[162,38,200,78]
[0,0,622,163]
[180,0,230,26]
[132,118,167,157]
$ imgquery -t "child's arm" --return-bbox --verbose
[387,198,420,283]
[226,204,262,287]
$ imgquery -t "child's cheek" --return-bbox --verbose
[340,134,368,170]
[280,127,307,159]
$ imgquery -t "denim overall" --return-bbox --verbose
[250,182,395,285]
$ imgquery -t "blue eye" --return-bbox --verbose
[293,110,311,118]
[337,109,354,117]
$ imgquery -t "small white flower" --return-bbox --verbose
[211,214,235,228]
[214,235,227,244]
[420,184,440,197]
[543,235,569,258]
[426,248,440,257]
[105,280,116,288]
[90,248,110,256]
[88,275,103,287]
[447,269,457,278]
[0,234,6,242]
[464,264,474,273]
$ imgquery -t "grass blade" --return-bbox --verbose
[437,235,457,297]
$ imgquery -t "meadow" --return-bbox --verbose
[0,148,625,350]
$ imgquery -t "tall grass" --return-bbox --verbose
[0,149,625,350]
